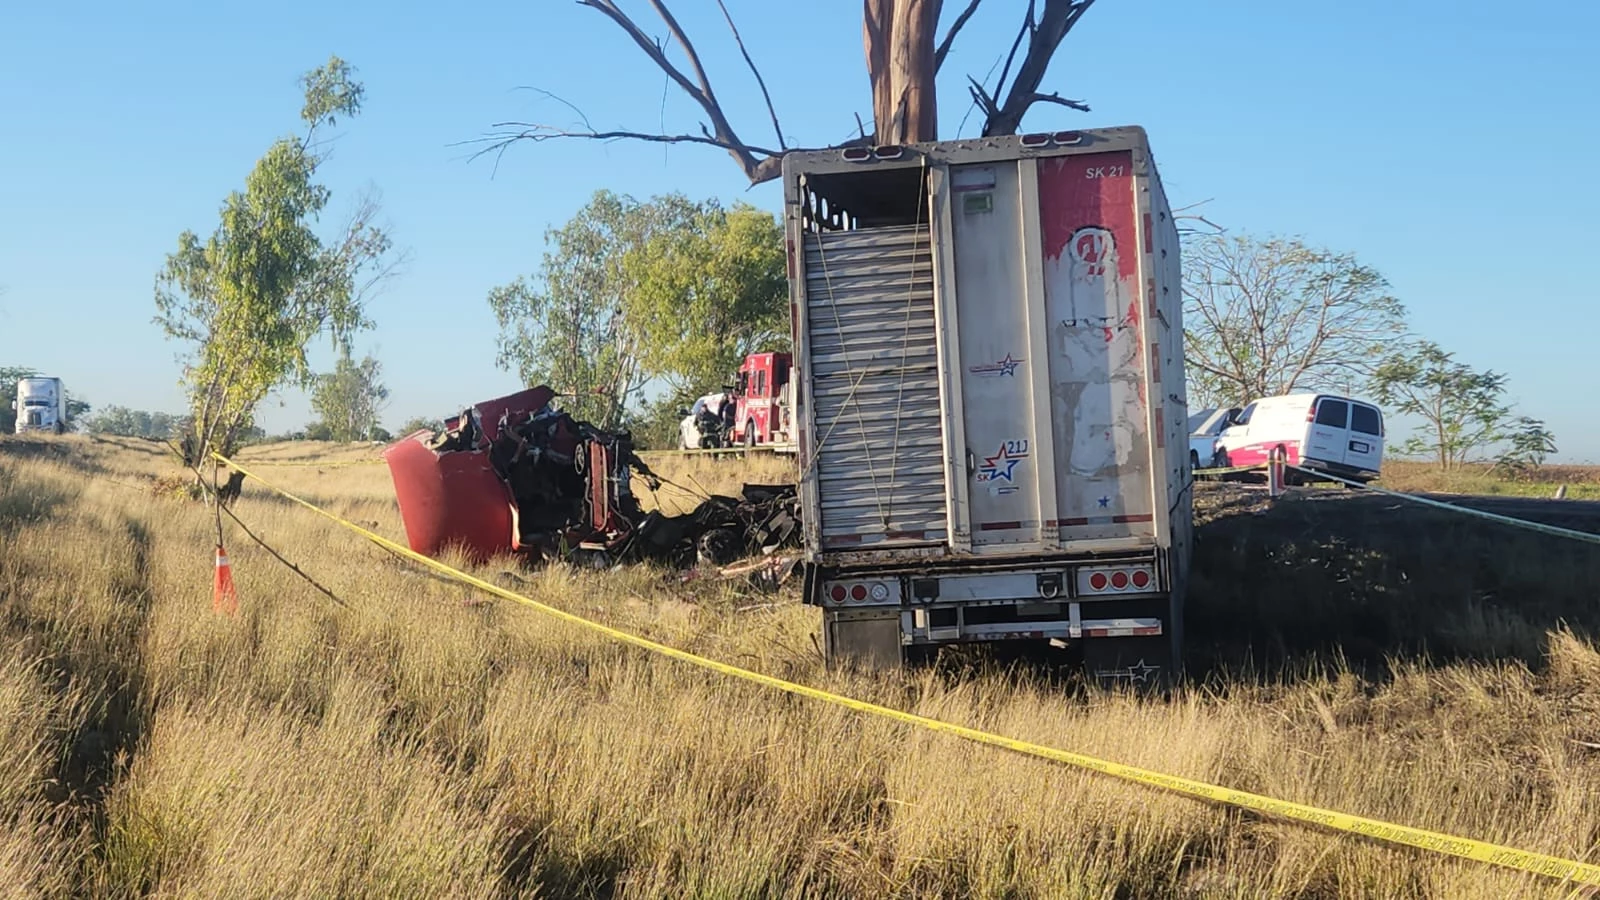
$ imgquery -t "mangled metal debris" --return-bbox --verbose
[383,386,801,574]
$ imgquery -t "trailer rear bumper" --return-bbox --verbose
[814,556,1182,680]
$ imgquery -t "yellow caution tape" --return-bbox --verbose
[214,451,1600,888]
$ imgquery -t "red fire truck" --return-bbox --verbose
[731,351,796,452]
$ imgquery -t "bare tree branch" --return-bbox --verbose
[967,75,1000,120]
[1026,91,1090,112]
[467,124,785,180]
[477,0,786,184]
[713,0,785,150]
[934,0,985,73]
[983,0,1096,136]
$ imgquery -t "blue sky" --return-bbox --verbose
[1,1,1595,459]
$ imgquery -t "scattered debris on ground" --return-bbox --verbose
[383,386,802,579]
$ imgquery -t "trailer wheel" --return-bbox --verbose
[1189,450,1200,471]
[744,421,757,450]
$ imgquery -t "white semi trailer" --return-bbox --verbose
[14,377,67,434]
[785,126,1192,684]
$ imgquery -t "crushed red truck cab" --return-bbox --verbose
[382,386,802,568]
[382,387,554,561]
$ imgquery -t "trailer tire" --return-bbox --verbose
[1190,450,1200,471]
[744,421,756,450]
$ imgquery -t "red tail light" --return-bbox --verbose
[829,585,847,602]
[1110,572,1130,589]
[1089,572,1109,591]
[1132,570,1151,589]
[850,584,868,601]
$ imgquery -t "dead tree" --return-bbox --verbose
[478,0,1099,185]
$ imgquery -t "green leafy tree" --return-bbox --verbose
[0,366,37,433]
[85,406,187,439]
[154,56,398,465]
[1493,416,1558,478]
[64,395,90,431]
[1183,234,1408,408]
[396,416,444,436]
[627,388,700,451]
[310,351,390,441]
[487,190,698,428]
[1372,341,1511,469]
[622,201,788,394]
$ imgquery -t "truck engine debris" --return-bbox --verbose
[382,386,800,573]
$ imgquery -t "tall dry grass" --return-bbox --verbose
[0,434,1596,897]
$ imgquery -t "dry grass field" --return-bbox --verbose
[1379,461,1600,501]
[1,433,1598,898]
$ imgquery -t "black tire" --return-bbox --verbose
[1211,449,1229,469]
[744,421,757,450]
[697,528,740,566]
[1190,450,1200,471]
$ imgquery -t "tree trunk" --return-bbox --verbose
[864,0,941,144]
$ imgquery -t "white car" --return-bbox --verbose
[1187,407,1231,470]
[678,392,730,450]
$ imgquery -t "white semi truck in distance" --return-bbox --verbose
[784,126,1192,685]
[13,377,68,434]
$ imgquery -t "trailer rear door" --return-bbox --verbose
[802,224,950,550]
[945,152,1158,549]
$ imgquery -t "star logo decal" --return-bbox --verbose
[1096,659,1161,684]
[981,444,1021,482]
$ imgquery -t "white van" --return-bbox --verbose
[1214,393,1384,482]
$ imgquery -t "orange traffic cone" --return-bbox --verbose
[213,544,238,615]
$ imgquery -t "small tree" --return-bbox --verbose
[1372,341,1510,469]
[1183,234,1407,408]
[310,351,390,442]
[154,56,399,466]
[63,395,90,431]
[1493,417,1557,479]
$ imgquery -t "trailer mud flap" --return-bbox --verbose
[824,608,903,670]
[1082,635,1175,691]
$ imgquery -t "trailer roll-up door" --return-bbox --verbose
[800,168,950,552]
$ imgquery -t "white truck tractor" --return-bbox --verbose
[13,377,68,434]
